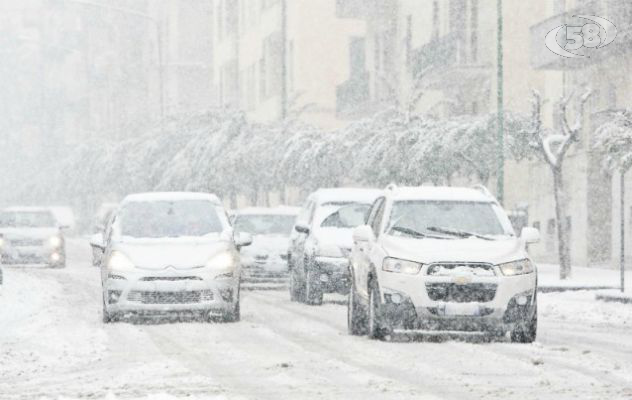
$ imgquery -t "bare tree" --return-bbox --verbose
[526,89,591,279]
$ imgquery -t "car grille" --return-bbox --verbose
[426,262,496,277]
[139,276,202,281]
[426,283,497,303]
[11,238,44,247]
[127,290,211,304]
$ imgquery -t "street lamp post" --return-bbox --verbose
[496,0,504,205]
[621,171,626,293]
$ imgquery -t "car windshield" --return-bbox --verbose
[0,211,56,228]
[233,214,296,235]
[387,200,510,238]
[320,203,370,229]
[118,200,223,238]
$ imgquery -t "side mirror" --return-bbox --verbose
[89,233,106,251]
[234,232,253,249]
[294,223,310,235]
[353,225,375,243]
[521,227,540,244]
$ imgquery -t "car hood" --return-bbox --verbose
[380,235,526,265]
[0,227,61,240]
[242,234,289,257]
[314,228,354,250]
[112,237,232,270]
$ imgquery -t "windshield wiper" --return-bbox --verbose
[390,226,449,239]
[426,226,494,241]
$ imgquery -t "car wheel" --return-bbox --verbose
[510,305,537,343]
[223,286,241,323]
[347,281,368,336]
[102,299,113,324]
[305,267,323,306]
[368,282,388,340]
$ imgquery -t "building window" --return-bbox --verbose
[432,1,440,39]
[259,57,266,100]
[470,0,478,63]
[405,15,412,67]
[288,40,294,93]
[349,37,366,75]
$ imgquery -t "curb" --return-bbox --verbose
[595,293,632,304]
[538,286,618,293]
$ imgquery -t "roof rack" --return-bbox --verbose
[471,184,494,199]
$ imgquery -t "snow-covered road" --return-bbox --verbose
[1,240,631,400]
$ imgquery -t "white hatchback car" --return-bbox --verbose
[92,192,252,323]
[348,185,540,342]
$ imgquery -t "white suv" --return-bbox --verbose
[348,185,540,342]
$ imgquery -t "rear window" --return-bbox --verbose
[0,211,57,228]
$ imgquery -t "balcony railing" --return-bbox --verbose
[336,71,369,117]
[411,32,459,77]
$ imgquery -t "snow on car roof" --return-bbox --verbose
[234,206,300,216]
[2,206,54,213]
[311,188,381,205]
[388,186,496,203]
[122,192,222,205]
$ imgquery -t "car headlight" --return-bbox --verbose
[49,236,62,248]
[498,259,534,276]
[382,257,423,274]
[0,237,4,248]
[107,251,135,271]
[206,251,237,278]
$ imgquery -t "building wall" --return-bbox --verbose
[212,0,366,128]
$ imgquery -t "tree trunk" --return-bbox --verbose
[552,166,571,279]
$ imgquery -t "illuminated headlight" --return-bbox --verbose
[107,251,135,271]
[498,259,534,276]
[49,236,62,248]
[0,237,4,248]
[206,252,236,278]
[50,252,61,262]
[382,257,423,275]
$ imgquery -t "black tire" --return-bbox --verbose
[223,286,241,323]
[347,281,368,336]
[368,283,389,340]
[305,267,323,306]
[290,266,306,303]
[510,305,537,343]
[102,299,112,324]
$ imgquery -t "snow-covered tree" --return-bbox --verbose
[525,89,591,280]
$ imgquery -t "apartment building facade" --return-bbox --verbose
[360,0,630,268]
[212,0,367,127]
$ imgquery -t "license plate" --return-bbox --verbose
[444,303,480,316]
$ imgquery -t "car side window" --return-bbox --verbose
[371,200,387,236]
[368,198,385,234]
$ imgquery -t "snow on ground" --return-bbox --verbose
[0,240,631,400]
[538,263,630,290]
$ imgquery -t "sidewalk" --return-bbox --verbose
[537,263,627,293]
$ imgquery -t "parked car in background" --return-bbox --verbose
[91,192,252,323]
[91,203,119,266]
[0,207,67,268]
[289,188,380,305]
[233,206,299,290]
[348,185,540,342]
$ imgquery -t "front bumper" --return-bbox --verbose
[1,245,65,266]
[313,256,350,293]
[378,272,537,333]
[103,270,238,314]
